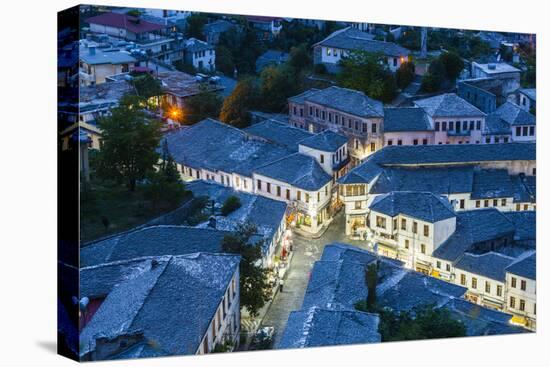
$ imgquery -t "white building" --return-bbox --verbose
[78,42,136,86]
[505,252,536,330]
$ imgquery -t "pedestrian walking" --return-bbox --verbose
[279,279,284,292]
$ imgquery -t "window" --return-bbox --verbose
[276,186,281,197]
[497,285,503,297]
[267,182,271,193]
[460,274,466,285]
[328,113,332,122]
[355,201,362,209]
[401,218,406,230]
[305,193,310,203]
[293,106,297,115]
[442,121,447,131]
[460,199,465,209]
[521,279,527,291]
[362,123,368,133]
[435,122,440,131]
[511,277,517,288]
[463,121,468,131]
[257,179,262,190]
[484,200,489,208]
[469,121,475,130]
[475,200,480,208]
[404,240,409,249]
[446,264,451,272]
[422,139,428,145]
[387,140,393,146]
[412,222,418,233]
[519,299,525,311]
[523,126,528,136]
[421,244,426,254]
[393,218,397,230]
[320,154,324,164]
[485,281,491,293]
[516,203,521,211]
[397,139,403,145]
[355,121,359,130]
[529,126,535,136]
[476,120,481,130]
[448,121,454,131]
[316,109,319,117]
[486,137,491,144]
[300,108,303,117]
[436,261,441,269]
[423,225,429,237]
[493,199,498,207]
[372,123,377,133]
[354,139,359,149]
[376,216,387,229]
[413,139,418,145]
[472,277,477,289]
[297,190,301,201]
[516,126,521,136]
[370,142,375,152]
[501,199,507,206]
[309,106,313,116]
[510,296,516,308]
[322,111,326,120]
[286,189,290,200]
[495,137,500,144]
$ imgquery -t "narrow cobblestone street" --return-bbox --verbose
[260,211,370,347]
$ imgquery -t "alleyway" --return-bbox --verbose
[260,211,370,347]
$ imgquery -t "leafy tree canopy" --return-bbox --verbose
[184,85,223,124]
[130,73,163,100]
[222,222,272,317]
[96,95,162,191]
[221,195,241,216]
[219,77,258,128]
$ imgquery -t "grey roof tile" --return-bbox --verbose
[302,86,384,118]
[383,107,431,132]
[505,251,536,280]
[369,191,456,223]
[415,93,486,118]
[298,130,348,152]
[494,102,536,126]
[454,252,515,281]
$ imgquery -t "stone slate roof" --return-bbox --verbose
[244,119,313,151]
[254,153,332,191]
[298,130,349,152]
[164,118,291,177]
[504,211,536,242]
[483,114,512,135]
[316,27,409,57]
[443,298,525,336]
[369,191,456,223]
[511,174,536,203]
[287,88,320,104]
[80,226,230,267]
[184,38,214,52]
[202,20,235,35]
[505,251,536,280]
[383,107,431,132]
[415,93,486,118]
[278,307,380,349]
[298,243,522,336]
[454,252,515,281]
[339,143,535,187]
[494,102,536,126]
[255,49,289,72]
[79,253,240,357]
[433,209,516,262]
[471,169,516,199]
[371,166,475,195]
[185,180,287,243]
[300,86,384,118]
[519,88,536,101]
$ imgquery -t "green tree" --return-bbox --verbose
[421,58,445,92]
[222,222,272,317]
[259,65,299,112]
[184,85,223,124]
[221,195,241,216]
[96,95,162,191]
[215,45,235,75]
[439,52,464,80]
[338,51,398,103]
[219,78,258,128]
[376,305,466,341]
[130,73,163,100]
[395,61,416,89]
[144,141,187,210]
[288,43,311,73]
[186,14,208,39]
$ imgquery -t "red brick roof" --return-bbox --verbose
[86,12,166,34]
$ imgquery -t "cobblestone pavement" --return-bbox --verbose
[260,211,370,347]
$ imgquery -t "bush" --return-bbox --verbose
[396,61,416,89]
[221,195,241,216]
